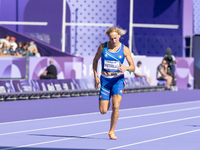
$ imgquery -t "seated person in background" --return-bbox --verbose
[0,35,10,49]
[23,42,29,50]
[28,41,40,57]
[16,42,24,57]
[157,59,172,90]
[28,41,35,56]
[9,37,17,51]
[39,60,57,79]
[32,45,41,57]
[163,47,177,75]
[0,48,2,55]
[16,42,29,57]
[1,42,10,56]
[9,45,16,56]
[18,42,29,57]
[134,61,151,85]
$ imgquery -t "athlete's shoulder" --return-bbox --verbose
[123,45,131,55]
[98,43,105,51]
[123,45,129,50]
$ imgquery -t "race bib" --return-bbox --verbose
[104,60,120,71]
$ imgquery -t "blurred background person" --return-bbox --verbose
[163,47,177,75]
[134,61,151,85]
[157,59,172,90]
[16,42,25,57]
[20,42,29,57]
[39,60,57,79]
[1,42,10,56]
[9,45,16,56]
[0,35,10,49]
[28,41,40,57]
[32,46,41,57]
[9,37,17,51]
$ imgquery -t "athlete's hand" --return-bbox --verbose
[118,64,127,73]
[94,76,100,89]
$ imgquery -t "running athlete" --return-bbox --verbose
[93,27,135,140]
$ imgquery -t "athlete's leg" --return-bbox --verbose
[110,94,122,131]
[108,75,124,140]
[109,94,122,139]
[99,100,110,114]
[99,75,111,114]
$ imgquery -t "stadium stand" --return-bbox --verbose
[0,25,75,57]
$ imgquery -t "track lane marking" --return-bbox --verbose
[108,129,200,149]
[0,107,200,136]
[1,100,200,126]
[2,115,200,150]
[1,106,200,136]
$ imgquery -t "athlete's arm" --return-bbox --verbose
[93,43,104,89]
[118,46,135,73]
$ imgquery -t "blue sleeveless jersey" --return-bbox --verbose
[101,42,125,73]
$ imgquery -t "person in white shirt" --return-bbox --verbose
[0,35,10,49]
[134,61,151,85]
[9,37,18,51]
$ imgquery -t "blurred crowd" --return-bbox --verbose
[0,35,41,57]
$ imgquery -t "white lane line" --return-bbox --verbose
[0,111,100,126]
[1,137,75,150]
[1,106,200,136]
[108,129,200,150]
[2,115,200,150]
[1,99,200,126]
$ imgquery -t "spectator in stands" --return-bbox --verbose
[16,42,25,57]
[1,42,10,56]
[9,37,17,51]
[0,35,10,49]
[134,61,151,85]
[28,41,40,57]
[20,42,29,57]
[9,45,16,56]
[0,48,2,56]
[24,42,29,50]
[28,41,35,56]
[39,60,57,79]
[32,46,41,57]
[163,47,177,75]
[157,59,172,90]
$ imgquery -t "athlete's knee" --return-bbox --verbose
[112,104,120,112]
[112,95,121,112]
[100,110,107,114]
[99,108,108,114]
